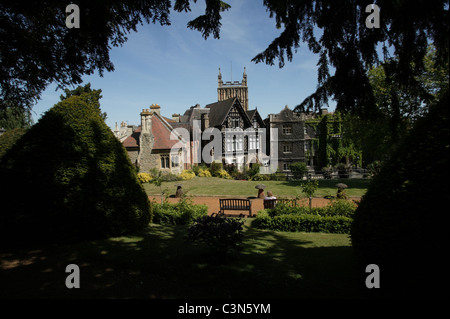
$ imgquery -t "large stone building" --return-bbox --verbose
[114,68,333,175]
[171,68,265,170]
[265,105,326,173]
[114,68,265,173]
[114,104,187,174]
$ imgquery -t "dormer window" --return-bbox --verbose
[231,117,240,128]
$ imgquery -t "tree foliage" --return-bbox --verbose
[340,45,449,165]
[0,106,33,129]
[0,0,230,116]
[252,0,449,117]
[2,0,447,121]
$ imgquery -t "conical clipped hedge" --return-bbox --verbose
[351,90,449,298]
[0,93,151,246]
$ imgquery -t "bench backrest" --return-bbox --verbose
[219,198,251,210]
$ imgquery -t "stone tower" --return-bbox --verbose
[217,67,249,111]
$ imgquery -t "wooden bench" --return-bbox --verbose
[219,198,253,217]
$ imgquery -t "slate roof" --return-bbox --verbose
[205,97,253,127]
[206,97,235,127]
[246,108,266,128]
[246,109,257,121]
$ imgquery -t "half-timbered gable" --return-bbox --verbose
[203,97,265,169]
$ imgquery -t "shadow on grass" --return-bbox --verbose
[280,178,371,190]
[0,222,370,299]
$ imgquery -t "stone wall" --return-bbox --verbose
[138,132,156,173]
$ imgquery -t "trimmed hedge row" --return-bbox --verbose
[152,200,208,225]
[254,211,353,234]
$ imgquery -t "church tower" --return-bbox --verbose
[217,67,249,111]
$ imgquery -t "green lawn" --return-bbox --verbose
[144,176,370,198]
[0,220,368,299]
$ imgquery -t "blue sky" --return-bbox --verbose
[33,0,334,130]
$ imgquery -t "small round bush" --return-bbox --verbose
[137,172,152,183]
[217,169,232,179]
[198,168,212,177]
[180,170,196,180]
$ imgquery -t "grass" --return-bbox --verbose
[143,176,370,198]
[0,220,368,299]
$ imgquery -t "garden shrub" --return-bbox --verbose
[152,198,208,225]
[248,163,261,178]
[251,173,269,181]
[269,171,287,181]
[160,172,181,182]
[198,168,212,177]
[266,205,318,217]
[289,162,309,179]
[254,211,352,234]
[325,199,356,218]
[351,90,449,298]
[232,169,249,180]
[187,215,244,260]
[266,199,356,218]
[217,169,232,179]
[321,166,333,179]
[209,161,222,177]
[254,199,356,233]
[0,89,151,246]
[191,164,200,176]
[180,169,195,180]
[0,128,27,159]
[137,172,152,183]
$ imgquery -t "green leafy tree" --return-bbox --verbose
[151,170,169,204]
[2,1,447,124]
[0,106,33,129]
[0,0,230,116]
[0,85,151,246]
[342,46,449,165]
[252,1,448,119]
[289,162,308,179]
[0,128,27,159]
[301,179,319,213]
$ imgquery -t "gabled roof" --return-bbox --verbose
[122,112,185,150]
[205,97,252,127]
[246,108,266,128]
[179,105,209,127]
[152,114,181,150]
[123,127,140,148]
[246,109,257,120]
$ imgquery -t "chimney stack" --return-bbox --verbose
[150,103,161,115]
[172,113,180,122]
[201,112,209,131]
